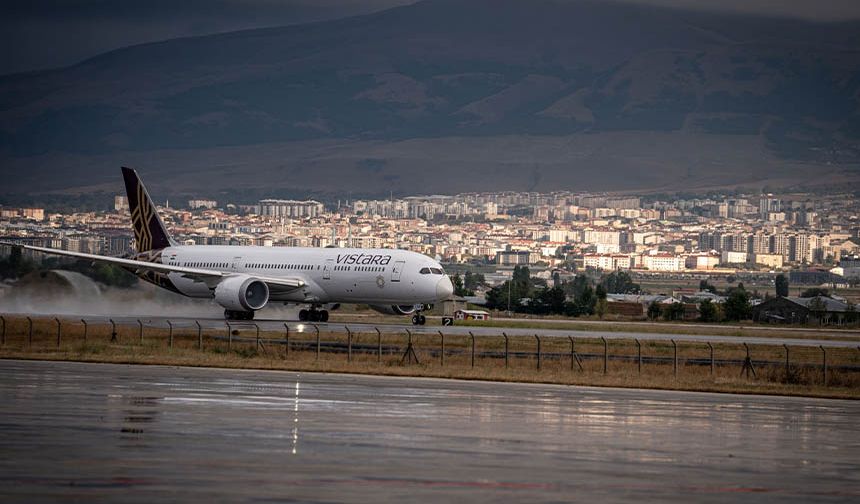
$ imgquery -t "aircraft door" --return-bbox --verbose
[323,258,333,280]
[391,260,405,282]
[231,256,243,272]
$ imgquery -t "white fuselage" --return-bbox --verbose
[160,245,452,305]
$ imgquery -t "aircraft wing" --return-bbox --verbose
[2,242,305,290]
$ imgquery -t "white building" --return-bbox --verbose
[641,254,684,271]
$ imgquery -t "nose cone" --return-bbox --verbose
[436,276,454,300]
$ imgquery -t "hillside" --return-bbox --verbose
[1,0,859,196]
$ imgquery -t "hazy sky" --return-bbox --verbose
[2,0,860,75]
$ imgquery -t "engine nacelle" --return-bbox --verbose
[214,275,270,311]
[369,304,419,316]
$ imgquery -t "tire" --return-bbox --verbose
[320,310,329,322]
[418,315,426,325]
[299,309,308,322]
[411,314,419,325]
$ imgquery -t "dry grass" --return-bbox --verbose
[449,317,860,341]
[1,315,858,399]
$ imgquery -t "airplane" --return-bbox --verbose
[4,167,454,324]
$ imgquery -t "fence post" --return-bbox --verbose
[438,331,445,367]
[227,322,232,351]
[569,336,574,370]
[503,332,509,368]
[401,329,419,365]
[376,327,382,363]
[783,344,790,379]
[167,320,173,348]
[27,316,32,347]
[196,321,203,350]
[138,319,143,344]
[535,335,541,371]
[820,345,827,386]
[55,317,61,349]
[602,337,608,375]
[469,332,476,368]
[707,342,714,376]
[1,315,6,346]
[110,319,117,343]
[346,326,352,363]
[635,338,642,374]
[81,319,87,344]
[740,343,757,379]
[313,324,320,362]
[283,323,290,359]
[671,339,677,378]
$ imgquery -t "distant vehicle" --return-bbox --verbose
[6,167,453,324]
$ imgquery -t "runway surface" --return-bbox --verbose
[1,360,858,503]
[30,313,860,348]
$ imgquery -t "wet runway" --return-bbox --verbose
[1,360,858,503]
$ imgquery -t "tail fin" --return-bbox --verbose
[121,166,176,252]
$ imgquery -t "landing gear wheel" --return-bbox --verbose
[412,314,419,325]
[320,310,329,322]
[418,315,426,325]
[225,310,254,321]
[299,309,308,322]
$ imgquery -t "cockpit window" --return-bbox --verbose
[430,268,444,275]
[419,267,432,274]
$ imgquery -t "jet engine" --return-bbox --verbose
[369,304,419,316]
[214,275,269,311]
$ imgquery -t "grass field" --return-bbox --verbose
[2,315,858,399]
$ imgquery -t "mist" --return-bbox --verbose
[0,270,298,320]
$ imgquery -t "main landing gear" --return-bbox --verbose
[225,309,254,321]
[299,307,329,323]
[411,313,426,325]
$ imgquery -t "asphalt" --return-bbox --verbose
[1,360,858,503]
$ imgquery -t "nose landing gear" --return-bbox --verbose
[411,313,426,325]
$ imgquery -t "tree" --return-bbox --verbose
[0,247,35,279]
[699,299,718,322]
[663,302,685,321]
[723,289,752,321]
[513,265,531,290]
[699,279,717,294]
[451,273,468,297]
[647,301,661,320]
[534,286,567,315]
[463,271,484,292]
[800,287,830,298]
[595,283,609,318]
[775,274,789,297]
[601,271,640,294]
[484,282,508,311]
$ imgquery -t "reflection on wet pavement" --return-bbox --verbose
[0,360,858,503]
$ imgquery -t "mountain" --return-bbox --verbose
[1,0,859,196]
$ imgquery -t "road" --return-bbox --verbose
[1,360,858,503]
